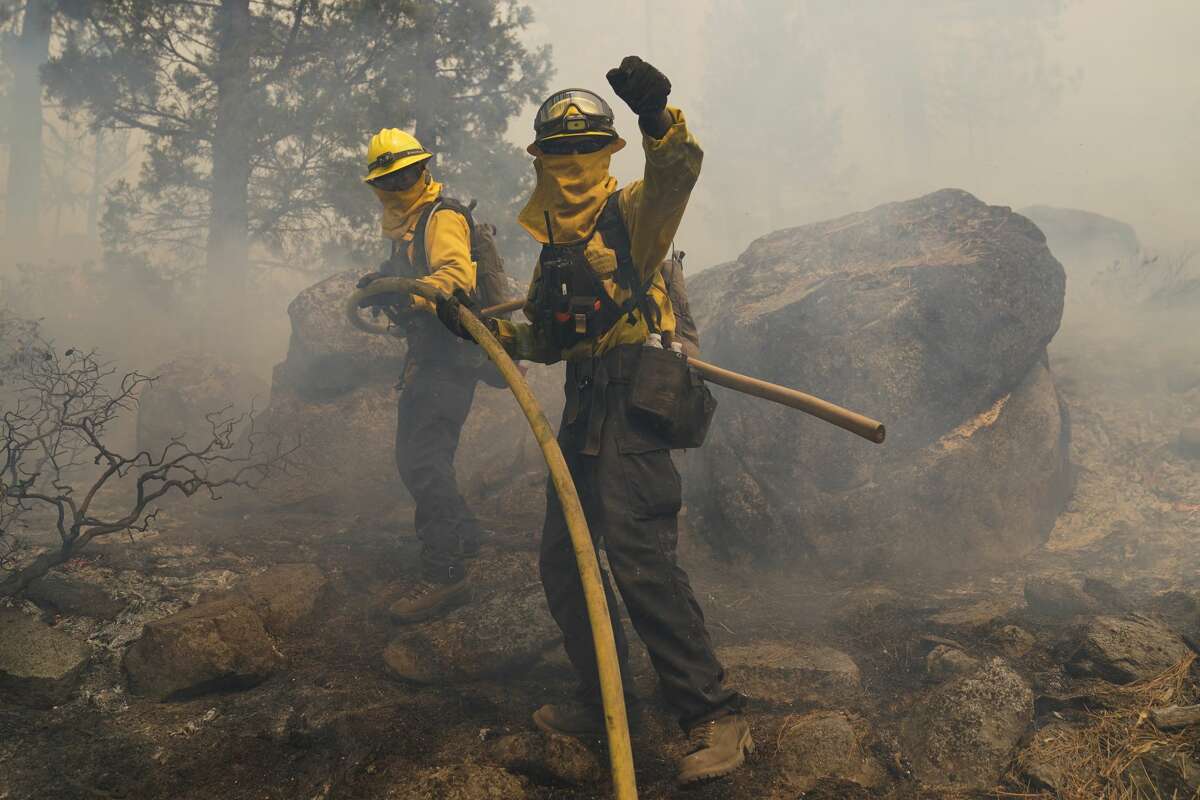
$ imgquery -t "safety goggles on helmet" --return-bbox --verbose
[533,89,617,145]
[366,148,429,176]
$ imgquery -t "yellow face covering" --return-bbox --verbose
[372,171,442,241]
[518,138,626,245]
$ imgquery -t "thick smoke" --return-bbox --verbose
[519,0,1200,270]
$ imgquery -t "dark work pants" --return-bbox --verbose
[539,351,742,731]
[395,335,481,583]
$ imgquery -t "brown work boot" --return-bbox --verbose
[532,703,606,738]
[460,528,492,560]
[388,572,471,624]
[533,701,643,739]
[676,715,753,785]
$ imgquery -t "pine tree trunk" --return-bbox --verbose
[206,0,253,294]
[3,0,54,248]
[86,130,104,240]
[411,4,440,166]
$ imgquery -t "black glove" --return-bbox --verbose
[435,289,475,341]
[355,271,413,310]
[606,55,671,115]
[356,271,384,289]
[436,289,501,343]
[357,290,411,310]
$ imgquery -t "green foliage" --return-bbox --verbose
[42,0,551,280]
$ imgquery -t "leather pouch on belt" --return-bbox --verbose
[628,346,717,449]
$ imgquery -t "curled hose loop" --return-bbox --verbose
[346,277,639,800]
[345,277,412,336]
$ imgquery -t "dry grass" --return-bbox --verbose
[1009,654,1199,799]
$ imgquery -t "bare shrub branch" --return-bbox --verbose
[0,331,297,597]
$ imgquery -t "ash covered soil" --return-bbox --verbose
[2,316,1199,800]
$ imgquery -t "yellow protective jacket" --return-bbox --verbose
[495,107,702,363]
[375,176,476,313]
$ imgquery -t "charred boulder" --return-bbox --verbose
[683,189,1070,571]
[254,270,563,516]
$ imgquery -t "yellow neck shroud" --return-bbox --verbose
[372,173,442,241]
[518,138,626,245]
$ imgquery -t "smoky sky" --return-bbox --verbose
[516,0,1200,271]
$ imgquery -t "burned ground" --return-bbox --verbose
[1,307,1198,799]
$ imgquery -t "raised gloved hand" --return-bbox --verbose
[606,56,671,115]
[435,288,497,343]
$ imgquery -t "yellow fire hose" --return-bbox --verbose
[345,282,888,800]
[346,279,640,800]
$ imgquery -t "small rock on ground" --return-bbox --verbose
[0,608,90,708]
[990,624,1037,658]
[384,582,559,683]
[1024,576,1097,619]
[1150,704,1200,730]
[930,597,1019,631]
[488,732,604,785]
[123,597,283,701]
[1016,721,1078,793]
[773,711,885,793]
[717,641,861,706]
[905,657,1033,791]
[1124,746,1200,798]
[1149,590,1199,638]
[926,645,980,680]
[231,563,327,635]
[1067,614,1192,684]
[1081,577,1132,613]
[25,573,126,619]
[386,764,530,800]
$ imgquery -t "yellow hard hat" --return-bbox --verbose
[363,128,432,183]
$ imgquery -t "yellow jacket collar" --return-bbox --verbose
[518,138,626,245]
[372,173,442,241]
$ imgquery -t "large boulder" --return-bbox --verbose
[275,270,408,401]
[683,189,1070,571]
[255,269,563,518]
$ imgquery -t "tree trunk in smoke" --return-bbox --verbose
[86,130,104,240]
[3,0,54,248]
[410,4,440,167]
[206,0,253,295]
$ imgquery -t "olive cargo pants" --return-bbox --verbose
[539,346,742,731]
[395,327,483,582]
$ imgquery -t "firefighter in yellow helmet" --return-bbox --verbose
[358,128,485,624]
[436,56,750,786]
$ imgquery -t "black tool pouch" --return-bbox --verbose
[628,347,717,449]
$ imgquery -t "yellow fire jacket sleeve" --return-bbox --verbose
[619,107,703,284]
[410,208,476,313]
[493,107,702,363]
